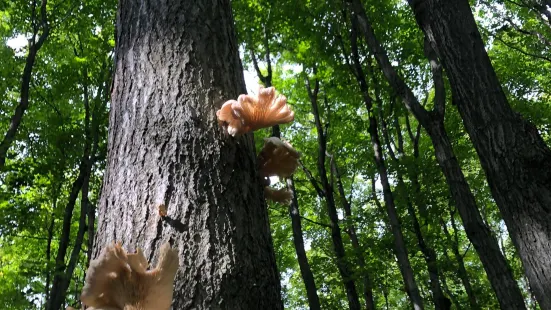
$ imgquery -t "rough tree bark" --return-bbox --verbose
[349,18,424,310]
[0,0,49,169]
[345,1,527,308]
[408,0,551,307]
[304,68,361,310]
[93,1,283,309]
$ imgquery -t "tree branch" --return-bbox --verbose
[495,35,551,62]
[299,160,325,198]
[0,0,50,169]
[300,215,332,229]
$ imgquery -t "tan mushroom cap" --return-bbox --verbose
[216,86,294,136]
[258,137,300,179]
[80,242,179,310]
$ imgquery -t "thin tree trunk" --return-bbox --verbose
[254,25,321,306]
[86,200,95,269]
[287,177,322,310]
[52,183,88,310]
[45,154,66,307]
[377,84,448,310]
[370,175,386,220]
[348,19,424,310]
[345,1,527,308]
[379,273,391,310]
[273,123,321,310]
[275,123,321,310]
[47,65,96,310]
[304,68,362,310]
[93,1,283,309]
[441,209,480,310]
[330,157,376,310]
[44,212,56,307]
[249,28,278,138]
[0,0,50,169]
[47,130,90,310]
[440,275,461,310]
[404,120,451,310]
[87,60,112,270]
[408,1,551,307]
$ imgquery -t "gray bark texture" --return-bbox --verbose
[408,0,551,308]
[93,1,283,309]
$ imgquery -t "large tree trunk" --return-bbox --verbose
[345,1,527,308]
[93,1,283,309]
[349,19,424,310]
[408,0,551,307]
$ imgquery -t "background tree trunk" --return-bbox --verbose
[93,1,283,309]
[304,69,362,310]
[349,18,425,310]
[377,97,448,310]
[345,1,527,308]
[331,157,376,310]
[441,208,480,310]
[408,0,551,308]
[287,177,322,310]
[0,0,49,169]
[47,65,98,310]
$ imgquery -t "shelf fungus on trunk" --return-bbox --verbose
[216,86,294,136]
[79,242,179,310]
[258,137,300,205]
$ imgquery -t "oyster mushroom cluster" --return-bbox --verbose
[258,137,300,180]
[258,137,300,205]
[217,86,300,205]
[78,242,179,310]
[216,86,295,136]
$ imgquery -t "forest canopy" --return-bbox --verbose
[0,0,550,309]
